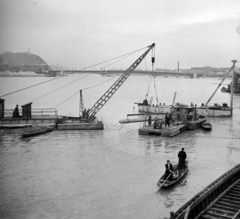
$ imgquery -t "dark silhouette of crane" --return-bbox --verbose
[88,43,155,120]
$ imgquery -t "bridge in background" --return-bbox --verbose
[48,70,198,78]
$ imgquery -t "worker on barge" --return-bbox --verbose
[165,112,171,127]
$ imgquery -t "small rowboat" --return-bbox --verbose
[157,161,188,188]
[221,86,230,93]
[21,125,55,137]
[201,122,212,131]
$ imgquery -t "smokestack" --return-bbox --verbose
[178,62,179,73]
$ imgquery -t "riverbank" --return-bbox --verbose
[0,71,46,77]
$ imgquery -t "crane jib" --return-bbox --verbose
[88,43,155,119]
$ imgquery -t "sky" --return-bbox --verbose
[0,0,240,70]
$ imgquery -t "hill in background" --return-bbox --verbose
[0,52,51,73]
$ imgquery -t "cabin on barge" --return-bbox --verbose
[0,100,58,128]
[173,105,206,130]
[170,164,240,219]
[0,99,103,130]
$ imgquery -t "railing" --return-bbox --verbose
[2,108,58,119]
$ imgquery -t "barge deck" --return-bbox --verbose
[170,164,240,219]
[139,123,186,137]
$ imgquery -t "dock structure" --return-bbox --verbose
[57,117,103,130]
[139,123,187,137]
[0,102,58,128]
[0,98,104,130]
[171,164,240,219]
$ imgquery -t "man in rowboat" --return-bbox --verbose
[164,160,173,181]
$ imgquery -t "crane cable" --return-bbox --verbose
[144,47,157,103]
[0,46,148,98]
[47,75,118,109]
[151,47,158,105]
[50,44,155,111]
[29,50,140,105]
[0,76,62,98]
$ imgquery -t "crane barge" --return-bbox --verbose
[57,43,155,130]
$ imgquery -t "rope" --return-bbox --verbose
[28,74,90,103]
[153,75,158,104]
[80,46,148,70]
[197,135,240,140]
[48,91,79,109]
[47,75,118,109]
[0,46,148,98]
[97,122,240,140]
[145,75,153,100]
[0,76,62,98]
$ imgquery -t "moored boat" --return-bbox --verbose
[21,125,55,137]
[157,161,188,188]
[221,86,231,93]
[201,121,212,130]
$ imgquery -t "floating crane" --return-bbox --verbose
[88,43,155,120]
[205,60,237,106]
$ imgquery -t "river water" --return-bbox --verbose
[0,75,240,219]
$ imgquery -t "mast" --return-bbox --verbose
[88,43,155,119]
[230,60,237,115]
[79,90,84,117]
[205,60,237,106]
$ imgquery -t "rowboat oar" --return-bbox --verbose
[157,172,173,189]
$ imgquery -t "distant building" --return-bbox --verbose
[0,57,8,71]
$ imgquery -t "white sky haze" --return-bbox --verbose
[0,0,240,70]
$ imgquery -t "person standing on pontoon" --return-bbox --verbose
[165,112,171,127]
[13,105,19,118]
[148,115,152,126]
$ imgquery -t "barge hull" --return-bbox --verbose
[57,123,104,130]
[171,164,240,219]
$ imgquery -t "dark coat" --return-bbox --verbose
[165,163,173,172]
[148,116,152,126]
[178,150,187,169]
[165,114,171,126]
[165,114,171,122]
[164,163,173,181]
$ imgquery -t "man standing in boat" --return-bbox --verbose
[164,160,173,181]
[178,148,187,174]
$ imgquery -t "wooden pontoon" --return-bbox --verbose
[170,164,240,219]
[139,123,186,137]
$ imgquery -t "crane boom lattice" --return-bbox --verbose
[89,43,155,119]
